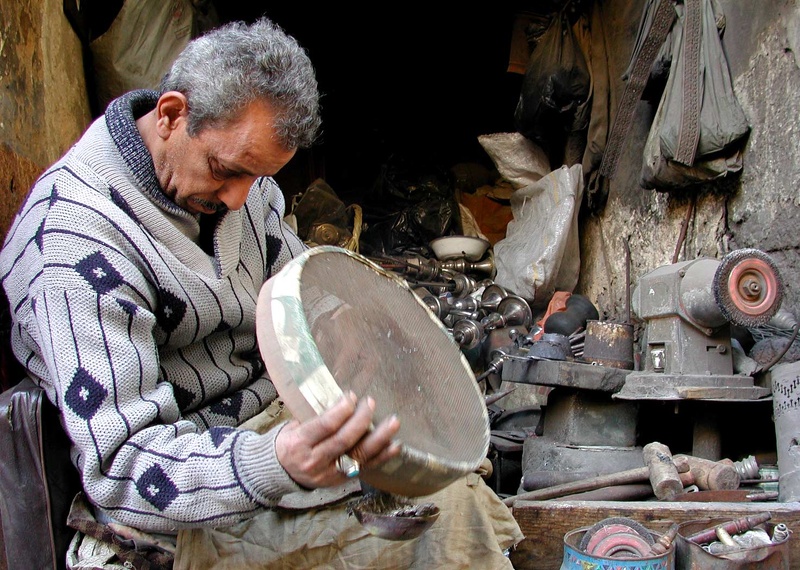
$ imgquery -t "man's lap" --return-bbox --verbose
[174,473,524,570]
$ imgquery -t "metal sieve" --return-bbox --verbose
[255,245,489,496]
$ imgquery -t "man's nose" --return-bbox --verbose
[216,177,256,211]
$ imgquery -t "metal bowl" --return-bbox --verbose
[429,235,491,261]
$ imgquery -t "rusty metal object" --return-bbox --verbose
[668,489,776,502]
[581,519,655,558]
[715,249,784,327]
[745,490,779,502]
[649,523,679,556]
[686,513,772,545]
[502,356,631,392]
[553,483,657,502]
[528,333,571,361]
[568,329,586,358]
[483,387,516,407]
[542,389,638,447]
[552,467,701,501]
[582,320,635,369]
[676,517,789,569]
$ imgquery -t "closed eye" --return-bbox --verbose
[209,157,242,180]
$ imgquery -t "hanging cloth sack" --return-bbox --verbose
[641,0,750,189]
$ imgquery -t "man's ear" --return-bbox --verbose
[155,91,190,139]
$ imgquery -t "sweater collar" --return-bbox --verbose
[105,89,185,214]
[105,90,243,278]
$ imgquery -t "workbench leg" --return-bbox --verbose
[692,406,721,460]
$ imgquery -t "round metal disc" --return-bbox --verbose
[714,248,784,327]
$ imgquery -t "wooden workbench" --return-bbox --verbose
[508,499,800,569]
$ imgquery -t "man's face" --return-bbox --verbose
[155,97,297,215]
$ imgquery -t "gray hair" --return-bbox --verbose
[159,17,321,149]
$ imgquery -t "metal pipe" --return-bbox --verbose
[686,512,772,545]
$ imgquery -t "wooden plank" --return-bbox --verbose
[508,500,800,570]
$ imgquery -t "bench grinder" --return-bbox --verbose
[615,248,784,401]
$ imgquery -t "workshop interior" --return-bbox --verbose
[3,0,800,568]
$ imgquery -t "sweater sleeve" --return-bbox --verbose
[25,286,303,532]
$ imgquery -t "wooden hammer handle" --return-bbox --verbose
[504,455,689,506]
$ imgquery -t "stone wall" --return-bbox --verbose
[576,0,800,325]
[0,0,90,242]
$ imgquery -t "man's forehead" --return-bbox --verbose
[203,122,296,177]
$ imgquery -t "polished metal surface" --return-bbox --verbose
[256,246,490,497]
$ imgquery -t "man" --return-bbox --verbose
[1,17,523,569]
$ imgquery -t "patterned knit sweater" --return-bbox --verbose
[0,90,310,532]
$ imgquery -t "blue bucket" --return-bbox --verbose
[561,526,675,570]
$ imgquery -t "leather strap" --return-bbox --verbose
[673,0,703,165]
[599,0,677,179]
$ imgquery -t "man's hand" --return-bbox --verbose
[274,392,401,489]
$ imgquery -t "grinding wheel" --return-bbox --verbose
[255,246,490,497]
[714,248,784,327]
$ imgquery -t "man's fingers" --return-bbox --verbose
[295,391,358,445]
[277,392,402,488]
[295,392,383,453]
[346,414,401,466]
[361,439,403,470]
[320,396,382,456]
